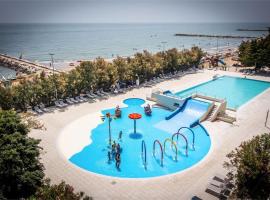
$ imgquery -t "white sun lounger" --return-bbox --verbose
[59,100,68,107]
[39,103,51,112]
[54,101,64,108]
[89,91,99,98]
[33,106,43,114]
[69,97,79,103]
[66,98,74,104]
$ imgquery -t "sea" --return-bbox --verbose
[0,23,269,79]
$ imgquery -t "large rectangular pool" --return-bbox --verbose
[175,76,270,109]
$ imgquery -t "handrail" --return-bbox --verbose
[177,127,195,150]
[163,138,178,161]
[153,140,164,166]
[141,140,147,169]
[172,133,188,156]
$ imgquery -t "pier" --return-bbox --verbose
[0,53,60,81]
[174,33,256,39]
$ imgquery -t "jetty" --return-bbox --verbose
[174,33,256,39]
[237,28,270,32]
[0,54,60,81]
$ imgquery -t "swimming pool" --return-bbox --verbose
[69,98,211,178]
[175,76,270,109]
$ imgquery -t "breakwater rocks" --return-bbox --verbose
[174,33,256,39]
[0,54,57,79]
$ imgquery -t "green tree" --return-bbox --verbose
[31,179,92,200]
[224,133,270,199]
[0,110,44,199]
[239,34,270,70]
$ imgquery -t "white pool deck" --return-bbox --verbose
[29,69,270,200]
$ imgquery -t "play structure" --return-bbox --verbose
[144,104,152,116]
[115,105,121,118]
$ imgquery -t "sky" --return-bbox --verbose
[0,0,269,23]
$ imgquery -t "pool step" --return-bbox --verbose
[207,104,218,121]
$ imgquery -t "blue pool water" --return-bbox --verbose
[70,98,211,178]
[175,76,270,109]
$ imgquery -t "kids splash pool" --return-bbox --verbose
[69,98,211,178]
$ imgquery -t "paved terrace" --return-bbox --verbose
[30,70,270,200]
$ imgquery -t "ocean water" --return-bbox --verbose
[0,23,269,76]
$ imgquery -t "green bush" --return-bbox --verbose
[224,133,270,199]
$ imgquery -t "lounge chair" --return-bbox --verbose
[89,91,99,98]
[39,103,51,112]
[33,106,43,114]
[100,89,109,96]
[96,90,105,97]
[78,96,88,102]
[85,91,95,99]
[205,184,226,198]
[75,96,84,103]
[54,101,63,108]
[69,97,79,103]
[66,98,74,105]
[59,100,68,107]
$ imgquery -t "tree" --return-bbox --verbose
[0,110,44,199]
[239,34,270,70]
[224,133,270,199]
[32,179,92,200]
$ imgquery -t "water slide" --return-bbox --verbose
[155,99,210,133]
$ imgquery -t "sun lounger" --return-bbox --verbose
[89,91,98,98]
[39,103,51,112]
[96,90,105,97]
[69,97,79,103]
[205,184,223,198]
[55,101,64,108]
[100,89,109,96]
[33,106,43,114]
[85,92,95,98]
[75,96,84,103]
[58,100,68,107]
[78,96,87,102]
[66,98,74,104]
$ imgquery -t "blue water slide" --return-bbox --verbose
[165,98,210,127]
[165,97,191,120]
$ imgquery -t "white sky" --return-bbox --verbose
[0,0,269,23]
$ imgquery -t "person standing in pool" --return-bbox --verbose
[107,151,111,163]
[115,153,121,169]
[116,143,121,154]
[118,130,123,141]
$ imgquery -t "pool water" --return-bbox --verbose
[70,98,211,178]
[175,76,270,109]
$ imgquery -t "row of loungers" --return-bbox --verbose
[205,173,234,199]
[33,69,198,114]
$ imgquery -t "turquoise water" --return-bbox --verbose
[0,23,268,65]
[70,98,211,178]
[175,76,270,109]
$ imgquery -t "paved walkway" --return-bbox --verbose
[29,70,270,200]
